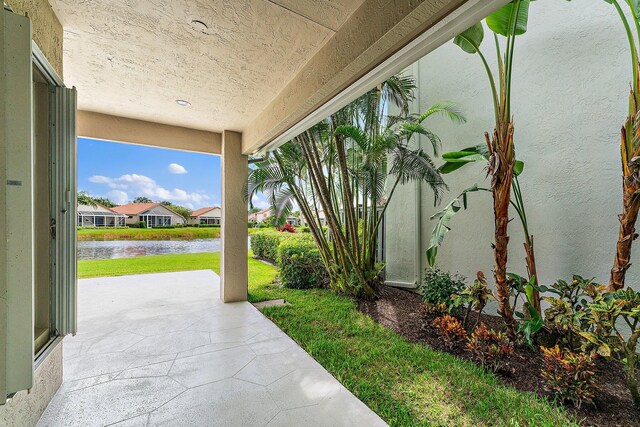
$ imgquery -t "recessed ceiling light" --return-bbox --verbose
[190,19,209,34]
[176,99,191,107]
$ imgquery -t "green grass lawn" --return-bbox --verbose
[78,252,574,426]
[77,227,221,241]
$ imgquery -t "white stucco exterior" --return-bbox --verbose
[386,0,637,292]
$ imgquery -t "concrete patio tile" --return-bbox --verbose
[59,372,119,393]
[108,413,150,426]
[83,331,145,354]
[265,405,342,427]
[175,341,243,359]
[37,377,185,427]
[248,335,298,355]
[127,330,210,356]
[63,351,137,381]
[148,378,279,427]
[234,349,312,386]
[125,353,177,369]
[169,345,256,388]
[209,325,261,343]
[39,271,387,427]
[117,360,174,379]
[266,369,342,410]
[124,313,200,336]
[318,387,389,427]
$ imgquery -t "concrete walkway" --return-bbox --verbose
[37,270,387,427]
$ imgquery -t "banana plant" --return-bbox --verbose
[600,0,640,291]
[428,143,540,315]
[433,0,532,337]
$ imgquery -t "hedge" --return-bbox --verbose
[277,239,326,289]
[250,230,312,263]
[250,230,324,289]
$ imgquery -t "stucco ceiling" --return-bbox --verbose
[49,0,366,133]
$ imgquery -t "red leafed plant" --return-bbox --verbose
[419,302,448,318]
[277,223,297,233]
[432,314,467,349]
[466,323,513,372]
[540,345,598,409]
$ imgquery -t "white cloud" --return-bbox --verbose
[168,163,188,174]
[107,190,129,205]
[89,173,210,206]
[251,194,270,209]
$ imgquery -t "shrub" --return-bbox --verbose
[418,268,466,311]
[578,288,640,408]
[466,323,513,372]
[432,315,466,349]
[451,271,494,329]
[250,231,283,262]
[419,302,448,317]
[277,239,325,289]
[129,221,147,228]
[543,275,606,350]
[540,345,598,408]
[250,230,314,264]
[277,223,296,233]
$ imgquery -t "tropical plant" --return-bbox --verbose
[132,196,153,203]
[467,322,514,372]
[419,268,467,311]
[432,314,467,349]
[247,74,465,297]
[579,288,640,407]
[77,191,97,207]
[427,0,537,337]
[540,345,599,409]
[93,196,116,208]
[601,0,640,291]
[543,276,607,349]
[451,271,494,329]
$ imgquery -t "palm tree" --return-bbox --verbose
[247,74,465,297]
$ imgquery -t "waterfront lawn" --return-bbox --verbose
[77,252,574,426]
[77,226,220,241]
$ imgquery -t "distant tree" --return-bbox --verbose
[77,191,97,207]
[160,201,192,220]
[93,197,116,208]
[132,196,153,203]
[249,207,261,214]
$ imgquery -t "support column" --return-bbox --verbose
[221,130,248,302]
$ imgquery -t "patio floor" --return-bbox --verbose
[37,270,387,427]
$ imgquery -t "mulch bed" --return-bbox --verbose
[357,285,640,427]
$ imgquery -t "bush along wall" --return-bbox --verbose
[250,230,324,289]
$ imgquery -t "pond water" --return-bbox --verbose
[77,238,221,260]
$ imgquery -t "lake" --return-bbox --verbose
[77,238,221,260]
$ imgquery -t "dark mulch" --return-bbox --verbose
[357,285,640,427]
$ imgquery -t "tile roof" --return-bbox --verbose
[191,206,221,217]
[111,202,161,215]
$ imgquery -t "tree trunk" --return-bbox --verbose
[524,237,541,313]
[611,89,640,291]
[486,126,517,338]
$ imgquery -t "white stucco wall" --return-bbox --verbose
[386,0,636,291]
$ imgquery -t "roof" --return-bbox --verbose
[191,206,221,217]
[77,202,126,216]
[111,202,161,215]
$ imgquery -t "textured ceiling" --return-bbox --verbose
[49,0,365,133]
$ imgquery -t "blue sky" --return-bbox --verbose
[78,138,222,210]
